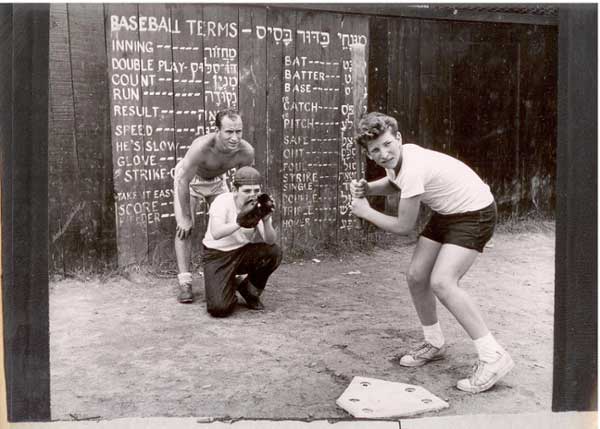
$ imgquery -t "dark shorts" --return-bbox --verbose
[420,202,497,253]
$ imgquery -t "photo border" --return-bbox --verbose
[1,2,597,424]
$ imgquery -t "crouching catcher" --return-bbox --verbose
[202,166,282,317]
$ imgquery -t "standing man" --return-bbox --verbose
[174,110,254,303]
[349,112,513,393]
[202,166,282,317]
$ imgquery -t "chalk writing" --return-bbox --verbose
[106,8,368,237]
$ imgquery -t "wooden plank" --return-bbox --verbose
[238,6,268,177]
[387,18,421,141]
[105,4,149,266]
[367,16,388,113]
[170,4,207,262]
[202,5,240,127]
[291,10,322,249]
[436,21,453,155]
[48,3,75,274]
[269,4,559,27]
[319,12,344,247]
[6,3,51,421]
[417,20,440,150]
[266,7,296,250]
[68,3,117,270]
[515,24,558,215]
[448,22,518,213]
[137,3,178,266]
[337,13,369,242]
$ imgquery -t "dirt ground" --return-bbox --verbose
[50,228,555,421]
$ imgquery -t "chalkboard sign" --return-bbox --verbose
[105,5,368,265]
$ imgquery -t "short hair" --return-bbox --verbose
[355,112,401,149]
[215,109,241,129]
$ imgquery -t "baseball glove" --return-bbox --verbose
[256,193,275,219]
[236,193,275,228]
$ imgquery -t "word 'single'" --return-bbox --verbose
[336,376,449,418]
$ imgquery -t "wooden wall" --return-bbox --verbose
[48,5,558,272]
[49,4,117,273]
[374,18,557,216]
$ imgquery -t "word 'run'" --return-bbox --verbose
[110,16,366,48]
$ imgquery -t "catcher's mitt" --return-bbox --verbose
[256,193,274,219]
[236,193,274,228]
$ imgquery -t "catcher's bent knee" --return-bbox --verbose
[207,301,236,318]
[259,244,283,270]
[266,243,283,263]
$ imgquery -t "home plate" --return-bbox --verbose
[336,376,449,418]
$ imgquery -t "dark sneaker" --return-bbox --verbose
[177,283,194,303]
[237,279,264,311]
[456,350,514,393]
[399,342,446,367]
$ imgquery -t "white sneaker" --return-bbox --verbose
[457,350,514,393]
[399,342,446,367]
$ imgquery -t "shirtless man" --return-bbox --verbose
[174,110,254,303]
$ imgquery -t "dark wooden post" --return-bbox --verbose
[1,3,51,421]
[553,3,598,412]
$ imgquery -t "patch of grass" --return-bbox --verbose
[495,213,555,234]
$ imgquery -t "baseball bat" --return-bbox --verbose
[349,43,367,230]
[350,42,367,180]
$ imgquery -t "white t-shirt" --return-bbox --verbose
[386,144,494,215]
[202,193,266,251]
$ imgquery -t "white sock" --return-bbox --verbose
[178,272,193,285]
[474,333,505,362]
[422,322,445,348]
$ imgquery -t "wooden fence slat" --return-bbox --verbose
[292,10,320,248]
[448,22,519,212]
[105,4,149,266]
[387,18,421,141]
[417,20,438,150]
[239,6,268,178]
[266,7,296,250]
[135,3,178,266]
[320,12,344,247]
[516,25,558,215]
[48,3,75,274]
[68,3,116,270]
[337,13,370,242]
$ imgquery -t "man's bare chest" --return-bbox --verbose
[196,152,241,177]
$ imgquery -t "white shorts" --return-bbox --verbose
[173,161,229,225]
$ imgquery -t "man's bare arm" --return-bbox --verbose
[175,145,204,239]
[237,141,255,168]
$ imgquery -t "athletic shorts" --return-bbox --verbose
[420,202,497,253]
[173,160,229,200]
